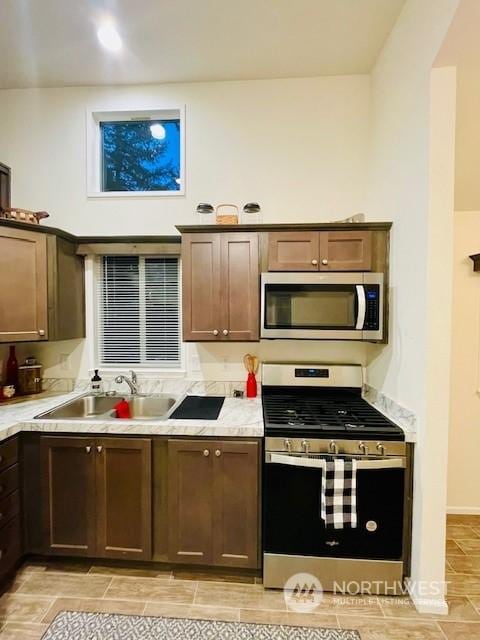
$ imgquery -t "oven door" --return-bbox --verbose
[263,453,405,561]
[260,273,383,340]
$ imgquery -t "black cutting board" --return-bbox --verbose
[170,395,225,420]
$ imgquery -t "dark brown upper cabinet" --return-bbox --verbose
[0,224,85,343]
[41,436,152,561]
[268,230,372,272]
[168,439,260,569]
[182,232,259,341]
[0,163,11,211]
[268,231,320,271]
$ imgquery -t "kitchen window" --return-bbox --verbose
[96,255,181,368]
[87,108,185,197]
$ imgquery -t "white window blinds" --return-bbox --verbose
[97,255,181,367]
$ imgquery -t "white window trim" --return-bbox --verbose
[86,106,186,198]
[85,255,186,378]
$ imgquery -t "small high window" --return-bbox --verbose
[87,108,184,197]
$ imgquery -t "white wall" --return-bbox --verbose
[448,211,480,513]
[0,74,371,380]
[0,75,369,236]
[365,0,458,613]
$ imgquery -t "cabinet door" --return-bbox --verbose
[220,233,259,341]
[40,437,96,556]
[268,231,319,271]
[0,226,48,342]
[0,163,11,210]
[212,441,260,569]
[96,438,152,560]
[182,233,221,341]
[168,439,213,564]
[319,231,372,271]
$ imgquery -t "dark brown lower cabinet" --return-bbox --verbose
[0,436,22,582]
[41,437,98,556]
[168,439,260,569]
[96,438,151,560]
[41,436,152,560]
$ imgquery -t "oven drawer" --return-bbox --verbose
[263,462,405,561]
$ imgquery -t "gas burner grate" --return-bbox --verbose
[262,389,403,437]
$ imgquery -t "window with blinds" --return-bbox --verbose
[97,255,181,367]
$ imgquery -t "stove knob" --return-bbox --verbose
[284,439,292,453]
[301,440,310,454]
[359,441,369,456]
[329,441,338,455]
[376,442,386,456]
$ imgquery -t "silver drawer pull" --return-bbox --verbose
[97,446,103,454]
[203,449,210,457]
[215,449,221,457]
[85,446,92,453]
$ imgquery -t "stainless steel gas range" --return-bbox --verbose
[262,363,413,595]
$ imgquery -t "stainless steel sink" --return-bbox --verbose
[35,394,178,421]
[126,395,177,420]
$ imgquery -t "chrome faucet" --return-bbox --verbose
[115,370,139,395]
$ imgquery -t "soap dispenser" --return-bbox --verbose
[90,369,103,395]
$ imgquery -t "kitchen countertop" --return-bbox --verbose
[0,389,415,443]
[0,392,264,442]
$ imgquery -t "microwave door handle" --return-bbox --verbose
[355,285,366,330]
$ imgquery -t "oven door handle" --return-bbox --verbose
[355,285,366,330]
[265,452,406,470]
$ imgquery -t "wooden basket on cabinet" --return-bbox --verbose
[215,204,239,225]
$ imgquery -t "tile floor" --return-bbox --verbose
[0,515,479,639]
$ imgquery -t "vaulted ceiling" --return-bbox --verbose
[0,0,406,88]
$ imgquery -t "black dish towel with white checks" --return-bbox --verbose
[320,458,357,529]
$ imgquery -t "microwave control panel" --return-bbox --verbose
[364,286,380,330]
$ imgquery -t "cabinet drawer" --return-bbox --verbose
[0,464,20,499]
[0,490,20,530]
[0,516,21,578]
[0,438,18,474]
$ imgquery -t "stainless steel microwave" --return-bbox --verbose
[261,272,384,341]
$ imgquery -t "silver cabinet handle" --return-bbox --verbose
[215,449,221,457]
[85,446,92,453]
[38,329,45,336]
[212,329,219,336]
[321,259,328,265]
[311,259,318,266]
[97,446,103,454]
[222,329,229,336]
[203,449,210,457]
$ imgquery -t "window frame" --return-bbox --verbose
[86,107,186,198]
[88,255,185,376]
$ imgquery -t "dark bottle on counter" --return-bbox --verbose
[6,345,19,387]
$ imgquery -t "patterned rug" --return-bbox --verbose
[41,611,362,639]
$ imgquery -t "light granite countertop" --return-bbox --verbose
[0,392,264,442]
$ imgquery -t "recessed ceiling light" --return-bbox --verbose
[97,22,122,52]
[150,124,166,140]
